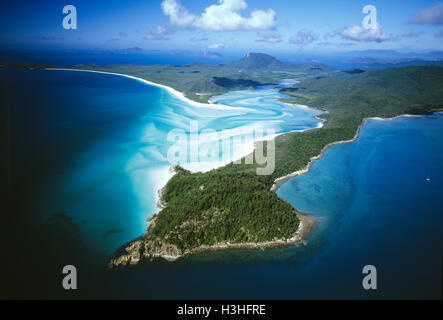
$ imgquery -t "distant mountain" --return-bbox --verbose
[225,53,291,70]
[344,56,382,64]
[223,53,332,72]
[365,59,443,69]
[344,50,443,61]
[346,50,403,59]
[335,50,443,70]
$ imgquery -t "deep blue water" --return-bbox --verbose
[5,49,441,69]
[102,114,442,300]
[1,67,441,299]
[276,114,443,299]
[0,50,234,67]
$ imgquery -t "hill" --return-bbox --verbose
[223,52,332,72]
[57,53,332,103]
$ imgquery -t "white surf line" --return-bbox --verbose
[47,67,325,171]
[48,67,330,245]
[45,68,248,111]
[47,67,328,188]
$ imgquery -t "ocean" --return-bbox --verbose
[1,67,441,299]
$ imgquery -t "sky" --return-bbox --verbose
[1,0,442,54]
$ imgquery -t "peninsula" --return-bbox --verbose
[103,59,443,266]
[3,55,442,266]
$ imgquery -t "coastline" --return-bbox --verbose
[45,68,325,122]
[270,113,427,192]
[44,67,250,227]
[110,111,438,267]
[108,210,315,267]
[48,69,324,189]
[45,67,325,265]
[45,68,246,111]
[48,67,433,265]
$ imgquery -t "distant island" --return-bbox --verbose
[3,54,442,266]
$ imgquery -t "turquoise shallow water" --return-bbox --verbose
[99,113,442,299]
[1,68,321,281]
[2,67,441,299]
[33,70,321,259]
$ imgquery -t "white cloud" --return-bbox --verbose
[161,0,195,28]
[332,23,394,43]
[144,26,174,40]
[289,29,317,47]
[208,43,225,49]
[161,0,276,31]
[411,3,443,25]
[256,32,282,43]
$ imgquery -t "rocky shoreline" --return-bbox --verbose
[108,211,314,268]
[108,114,430,268]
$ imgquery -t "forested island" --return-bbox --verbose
[3,54,442,266]
[107,61,443,266]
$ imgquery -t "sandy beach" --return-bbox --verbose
[46,67,324,265]
[45,68,247,111]
[48,67,325,195]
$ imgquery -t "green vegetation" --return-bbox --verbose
[71,53,331,103]
[4,57,443,256]
[148,166,299,249]
[76,63,255,103]
[143,66,443,252]
[278,88,311,105]
[274,66,443,178]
